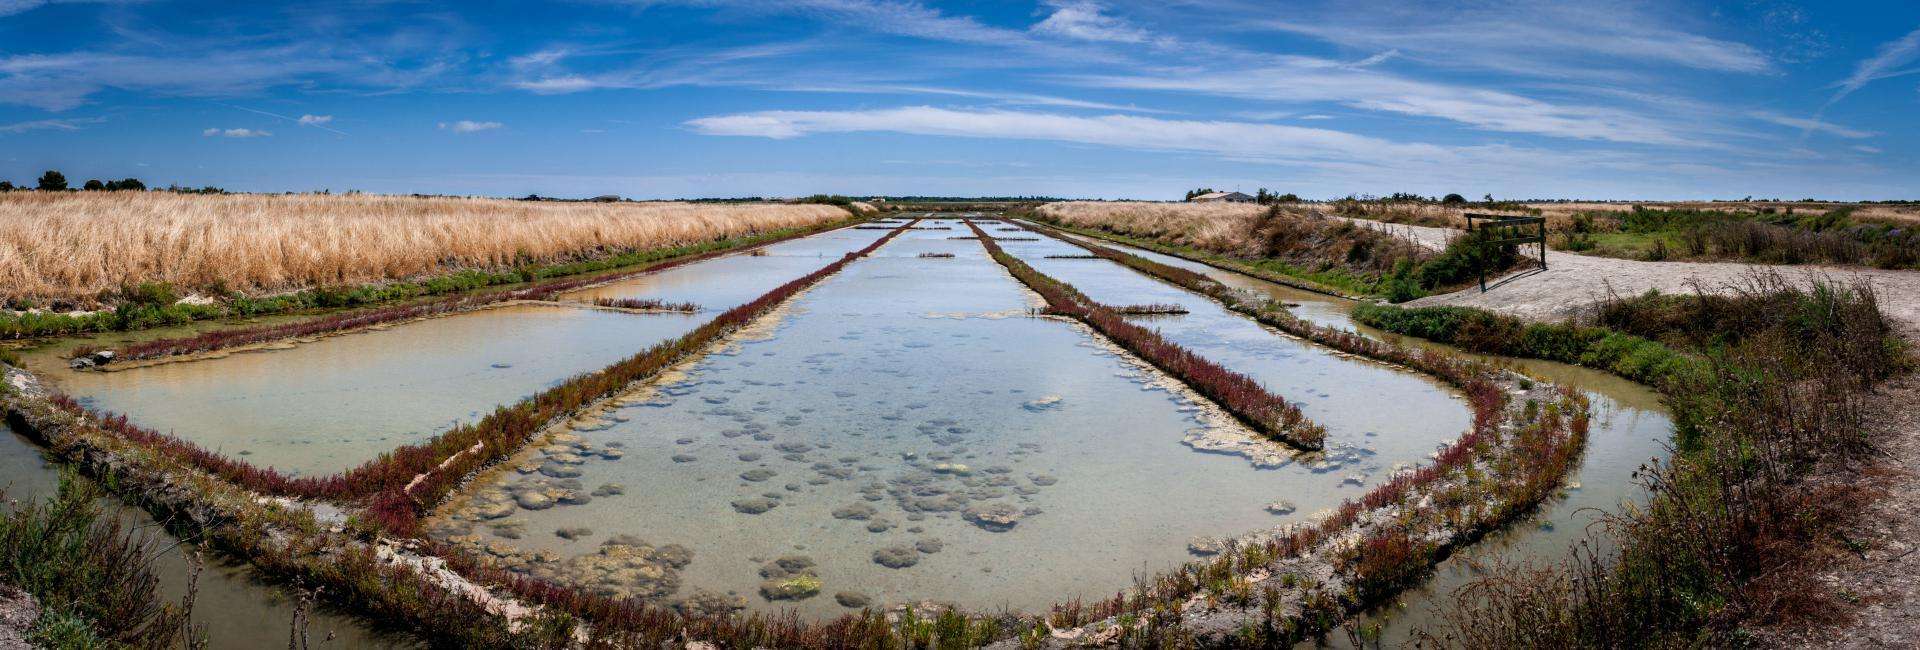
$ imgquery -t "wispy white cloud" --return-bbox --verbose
[1250,1,1770,76]
[688,105,1510,170]
[1031,1,1153,44]
[682,105,1760,195]
[202,127,270,138]
[1853,145,1882,154]
[0,117,102,133]
[1825,25,1920,109]
[1070,58,1697,146]
[0,0,140,18]
[1748,111,1876,139]
[297,114,332,126]
[439,120,502,133]
[0,10,469,111]
[507,41,820,94]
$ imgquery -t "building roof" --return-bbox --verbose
[1193,191,1253,200]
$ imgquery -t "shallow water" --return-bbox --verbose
[56,303,703,476]
[428,219,1471,618]
[993,225,1472,457]
[0,422,410,649]
[562,225,893,312]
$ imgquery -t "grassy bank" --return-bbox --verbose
[1029,202,1522,302]
[0,192,851,306]
[83,215,855,363]
[1338,198,1920,268]
[0,474,202,648]
[1355,275,1909,644]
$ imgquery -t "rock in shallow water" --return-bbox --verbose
[962,503,1024,532]
[515,491,556,510]
[835,591,872,608]
[731,497,778,514]
[872,545,920,569]
[759,575,822,601]
[832,503,877,521]
[538,462,582,479]
[1188,536,1228,556]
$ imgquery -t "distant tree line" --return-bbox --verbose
[0,169,228,194]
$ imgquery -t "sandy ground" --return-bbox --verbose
[1344,218,1920,331]
[1350,217,1920,647]
[1776,362,1920,648]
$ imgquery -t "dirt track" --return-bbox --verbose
[1345,218,1920,330]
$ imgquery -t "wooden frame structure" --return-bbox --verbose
[1465,213,1547,293]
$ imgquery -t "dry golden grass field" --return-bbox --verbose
[0,192,848,303]
[1036,201,1276,251]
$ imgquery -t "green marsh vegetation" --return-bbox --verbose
[1556,205,1920,268]
[1356,273,1910,645]
[1,474,204,648]
[1028,203,1526,303]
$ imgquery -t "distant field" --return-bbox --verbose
[0,193,848,304]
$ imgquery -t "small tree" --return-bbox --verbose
[36,170,67,191]
[1276,193,1300,203]
[83,179,105,191]
[0,181,13,192]
[1441,193,1466,205]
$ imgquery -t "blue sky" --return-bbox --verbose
[1,0,1916,200]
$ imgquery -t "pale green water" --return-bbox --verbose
[55,303,704,476]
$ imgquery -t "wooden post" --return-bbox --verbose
[1465,213,1546,293]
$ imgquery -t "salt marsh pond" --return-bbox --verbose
[12,215,1671,636]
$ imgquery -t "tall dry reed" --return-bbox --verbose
[0,193,846,302]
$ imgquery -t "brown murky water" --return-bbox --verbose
[0,422,412,649]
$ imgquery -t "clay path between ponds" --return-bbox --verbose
[1346,215,1920,647]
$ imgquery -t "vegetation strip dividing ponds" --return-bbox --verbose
[587,297,701,313]
[1021,210,1367,300]
[1011,219,1492,389]
[69,215,867,365]
[964,219,1326,451]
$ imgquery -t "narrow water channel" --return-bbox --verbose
[1,422,410,648]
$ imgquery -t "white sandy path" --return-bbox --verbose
[1341,218,1920,330]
